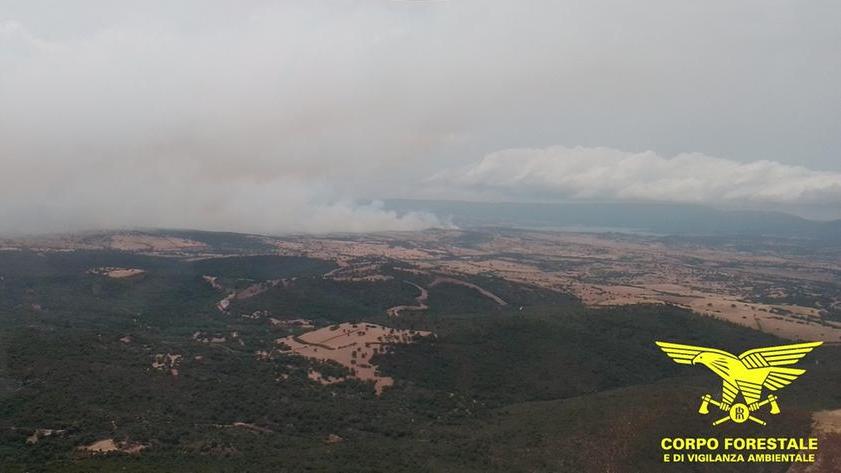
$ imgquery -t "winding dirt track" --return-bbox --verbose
[386,281,428,317]
[386,277,507,317]
[428,277,508,306]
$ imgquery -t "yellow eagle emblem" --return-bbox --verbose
[656,341,822,426]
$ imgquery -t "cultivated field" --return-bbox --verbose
[276,323,432,395]
[265,229,841,342]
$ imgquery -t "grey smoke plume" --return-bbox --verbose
[1,1,839,233]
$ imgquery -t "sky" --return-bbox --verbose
[1,0,840,234]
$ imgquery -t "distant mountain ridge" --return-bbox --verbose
[385,199,841,240]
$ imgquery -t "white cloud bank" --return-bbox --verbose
[433,146,841,206]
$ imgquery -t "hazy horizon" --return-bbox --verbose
[2,1,840,234]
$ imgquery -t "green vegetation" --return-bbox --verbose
[191,255,335,281]
[0,249,839,472]
[236,277,419,322]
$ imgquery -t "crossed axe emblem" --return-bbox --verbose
[698,394,780,426]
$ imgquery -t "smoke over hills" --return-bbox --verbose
[2,1,839,234]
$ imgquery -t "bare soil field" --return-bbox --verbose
[8,228,840,341]
[276,323,432,394]
[787,409,841,473]
[6,231,206,254]
[108,234,206,252]
[78,438,147,455]
[88,267,146,278]
[812,409,841,435]
[26,428,65,445]
[270,230,841,342]
[151,353,182,377]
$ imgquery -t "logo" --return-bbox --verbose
[656,341,822,426]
